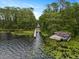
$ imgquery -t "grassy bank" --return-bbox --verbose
[41,33,79,59]
[11,30,34,37]
[0,29,34,37]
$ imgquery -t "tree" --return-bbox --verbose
[50,2,59,12]
[65,1,71,8]
[39,1,78,36]
[0,7,36,30]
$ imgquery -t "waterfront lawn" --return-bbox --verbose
[11,30,34,36]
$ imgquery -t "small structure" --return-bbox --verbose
[34,24,40,38]
[50,31,71,41]
[34,29,37,38]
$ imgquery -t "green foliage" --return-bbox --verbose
[11,30,33,36]
[0,7,36,30]
[42,36,79,59]
[40,1,79,59]
[39,2,79,36]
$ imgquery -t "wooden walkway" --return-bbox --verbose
[34,28,40,38]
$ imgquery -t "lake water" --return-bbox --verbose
[0,32,53,59]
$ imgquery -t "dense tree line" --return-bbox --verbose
[39,1,79,36]
[40,1,79,58]
[0,7,36,30]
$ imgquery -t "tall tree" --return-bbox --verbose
[50,2,59,12]
[0,7,36,30]
[58,0,66,10]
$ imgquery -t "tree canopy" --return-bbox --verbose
[39,1,79,36]
[0,7,36,30]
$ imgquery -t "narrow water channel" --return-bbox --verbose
[0,32,53,59]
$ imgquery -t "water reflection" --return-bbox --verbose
[0,32,53,59]
[33,32,42,51]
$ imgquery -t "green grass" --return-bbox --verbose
[42,36,79,59]
[0,29,34,36]
[0,29,34,37]
[41,31,48,37]
[11,30,34,36]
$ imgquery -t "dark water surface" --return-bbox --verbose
[0,32,53,59]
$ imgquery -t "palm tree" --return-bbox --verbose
[44,3,59,13]
[58,0,66,10]
[50,2,59,12]
[46,4,51,12]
